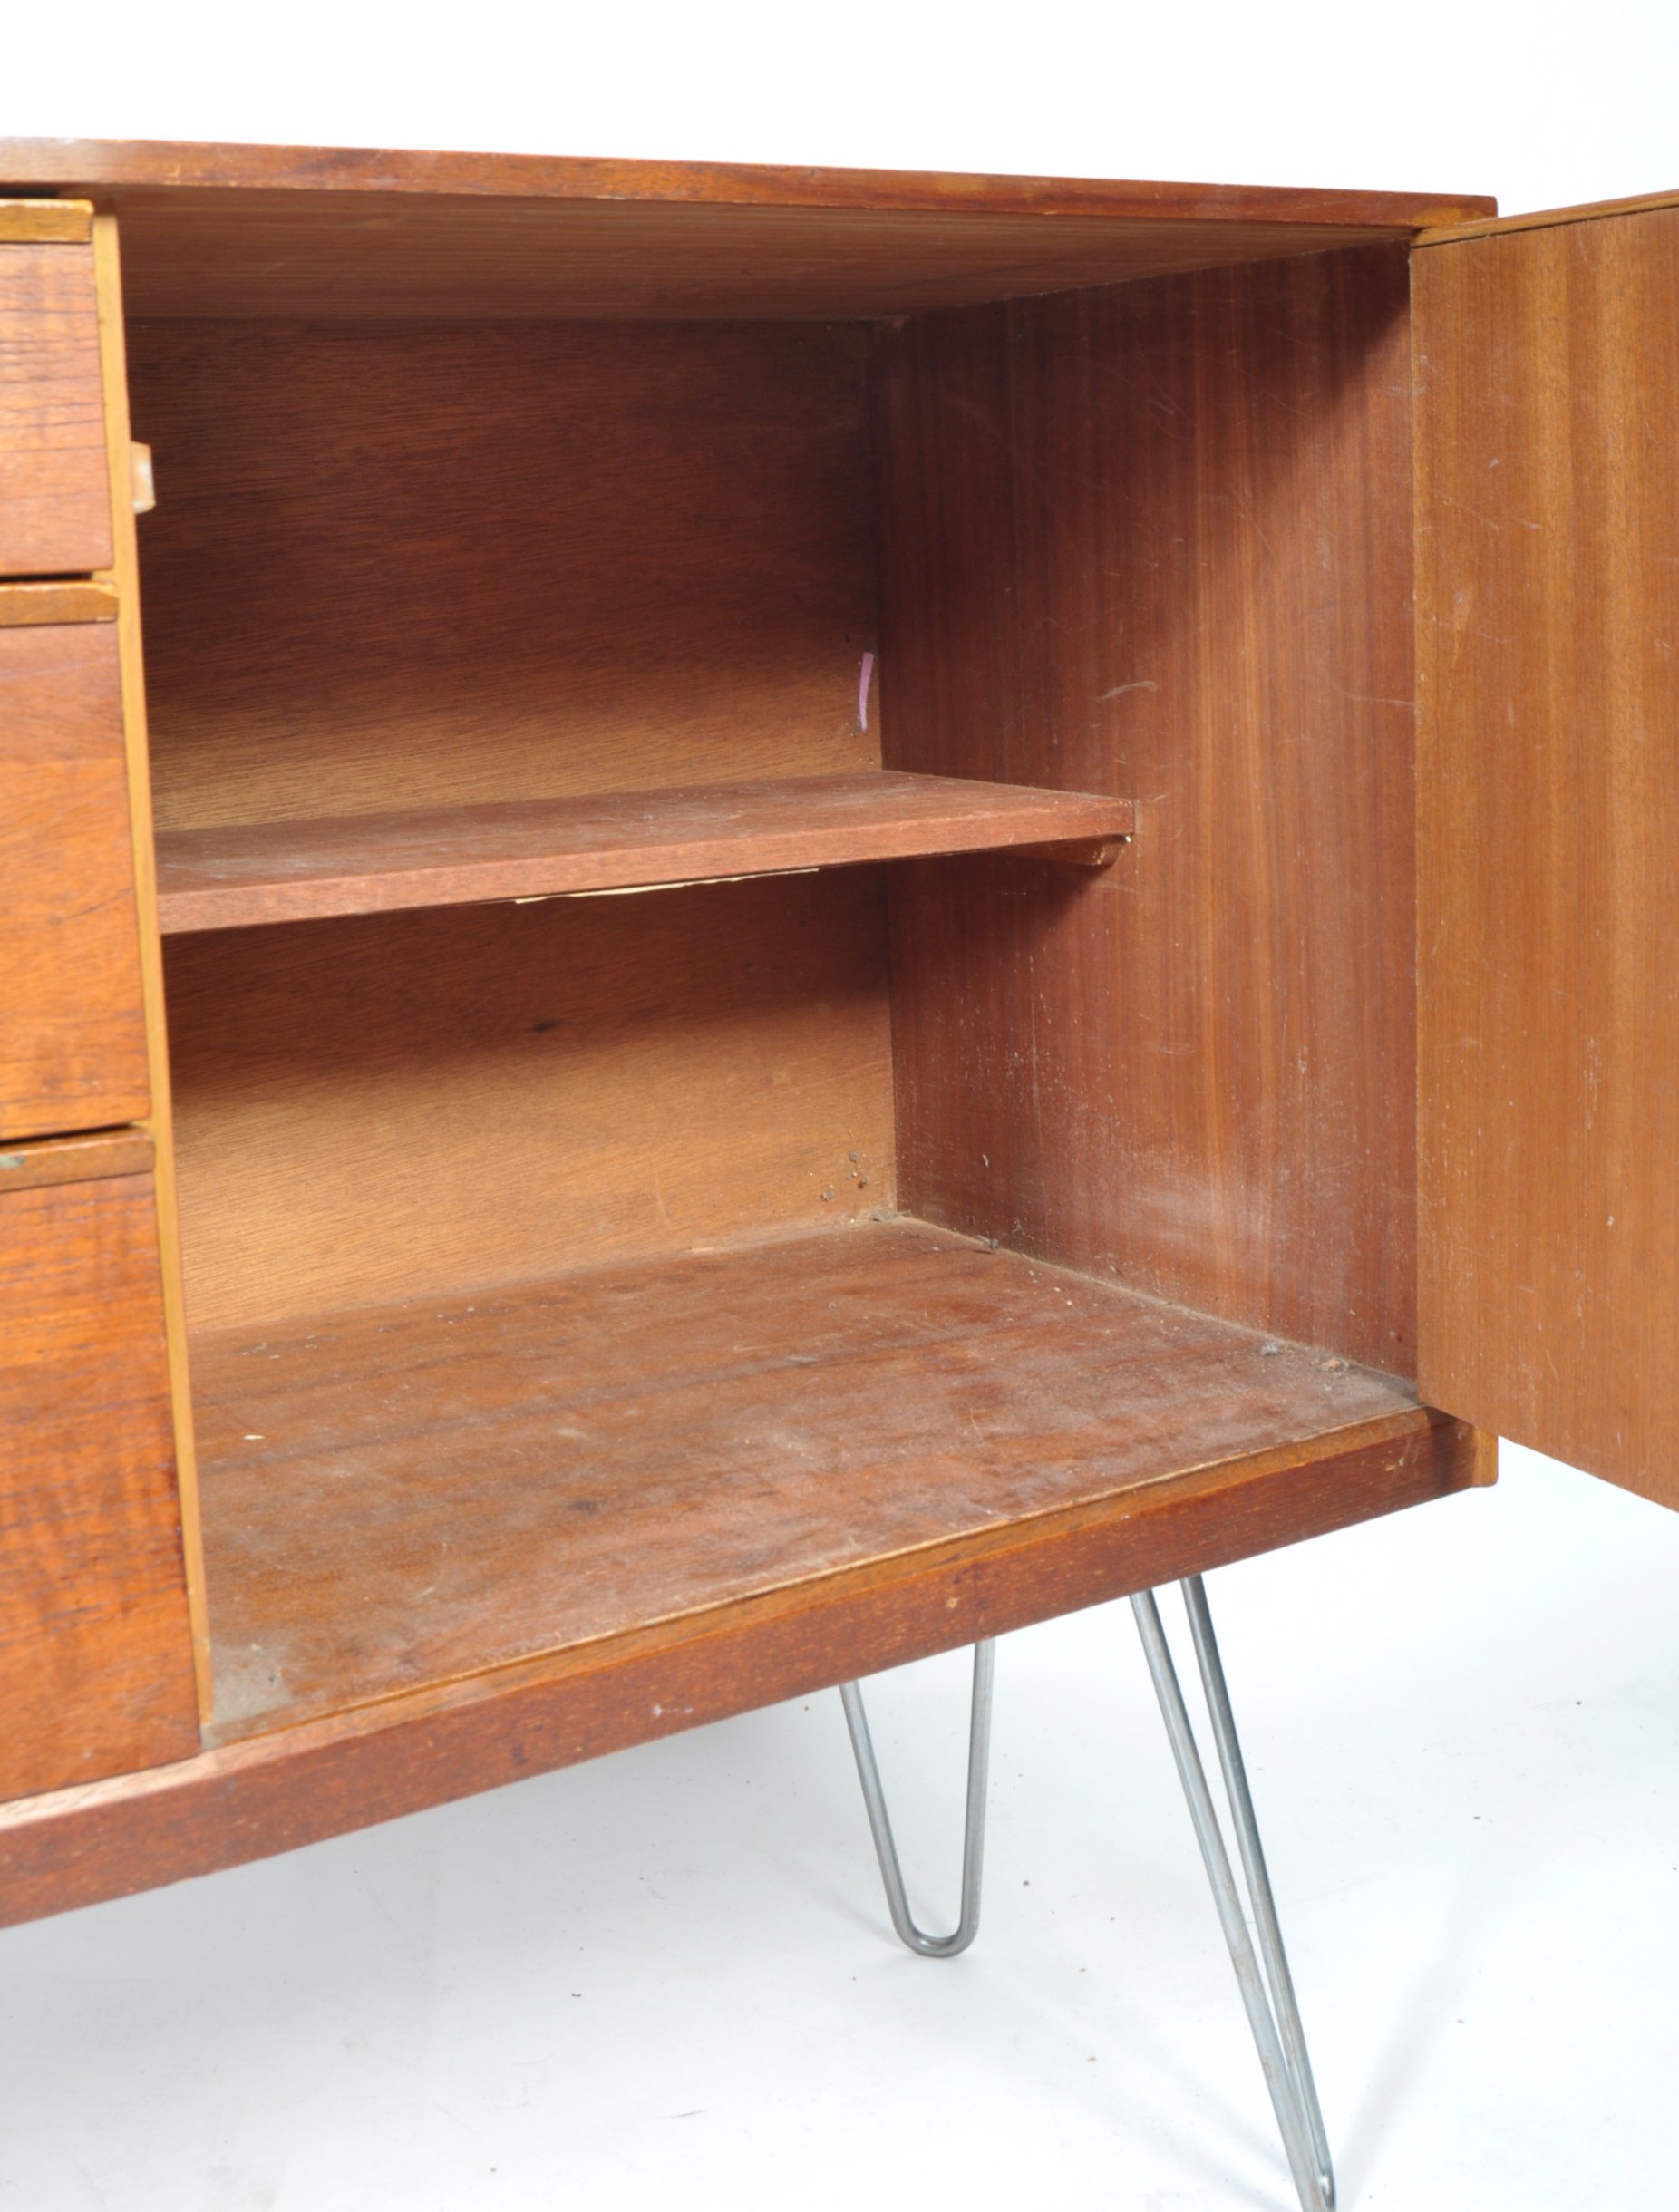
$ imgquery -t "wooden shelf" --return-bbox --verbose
[154,773,1133,934]
[192,1219,1444,1743]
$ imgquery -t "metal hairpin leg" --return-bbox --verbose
[838,1639,995,1958]
[838,1594,1330,2209]
[1132,1576,1335,2212]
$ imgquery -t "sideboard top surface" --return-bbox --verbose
[0,139,1496,317]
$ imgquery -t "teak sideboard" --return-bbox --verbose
[1,141,1674,1933]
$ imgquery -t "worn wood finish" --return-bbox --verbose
[0,137,1493,221]
[165,872,895,1333]
[93,211,215,1714]
[0,140,1521,1923]
[128,319,879,829]
[0,1168,200,1802]
[154,772,1133,932]
[0,1129,154,1193]
[0,237,112,574]
[0,1401,1479,1927]
[191,1220,1439,1737]
[1415,207,1679,1504]
[1416,187,1679,247]
[0,580,116,625]
[878,247,1419,1373]
[0,199,93,245]
[0,620,150,1140]
[0,142,1491,320]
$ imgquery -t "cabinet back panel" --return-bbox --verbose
[165,873,895,1333]
[879,247,1418,1373]
[126,319,879,830]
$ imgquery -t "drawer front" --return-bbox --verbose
[0,618,150,1140]
[0,233,112,577]
[0,1141,199,1800]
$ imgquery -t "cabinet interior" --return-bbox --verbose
[125,234,1422,1741]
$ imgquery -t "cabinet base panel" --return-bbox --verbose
[0,1223,1482,1929]
[190,1221,1426,1739]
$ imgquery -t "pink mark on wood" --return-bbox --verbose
[858,650,876,732]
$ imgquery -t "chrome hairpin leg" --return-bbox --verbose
[839,1639,995,1958]
[1132,1576,1335,2212]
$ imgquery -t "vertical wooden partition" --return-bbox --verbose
[878,246,1420,1373]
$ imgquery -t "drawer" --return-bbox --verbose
[0,616,150,1140]
[0,223,112,577]
[0,1135,199,1800]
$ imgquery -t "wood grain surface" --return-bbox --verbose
[0,141,1492,320]
[0,200,92,245]
[1416,186,1679,247]
[128,319,880,829]
[165,871,895,1333]
[878,246,1419,1373]
[0,1168,200,1801]
[189,1219,1439,1738]
[154,772,1132,932]
[0,1401,1479,1927]
[0,620,150,1140]
[1415,205,1679,1504]
[0,238,111,573]
[0,1128,153,1193]
[0,579,117,625]
[93,210,217,1714]
[91,197,1460,323]
[0,137,1492,221]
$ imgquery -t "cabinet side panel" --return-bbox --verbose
[0,621,150,1140]
[0,241,113,575]
[1415,210,1679,1503]
[879,247,1418,1371]
[0,1169,200,1800]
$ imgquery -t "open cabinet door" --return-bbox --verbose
[1415,196,1679,1508]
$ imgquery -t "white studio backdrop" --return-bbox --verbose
[3,0,1677,215]
[4,8,1677,2207]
